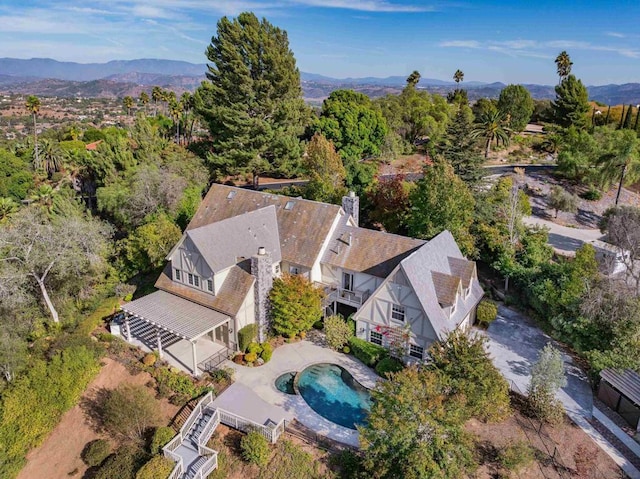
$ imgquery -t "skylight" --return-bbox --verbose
[227,191,236,199]
[284,200,295,210]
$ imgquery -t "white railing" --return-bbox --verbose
[198,408,219,446]
[218,408,285,444]
[337,288,369,306]
[194,445,218,479]
[166,460,183,479]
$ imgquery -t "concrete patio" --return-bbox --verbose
[223,334,380,447]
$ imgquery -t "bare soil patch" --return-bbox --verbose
[17,357,178,479]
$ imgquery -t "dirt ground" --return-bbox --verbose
[467,404,624,479]
[17,357,178,479]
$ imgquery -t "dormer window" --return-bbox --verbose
[188,273,194,285]
[174,269,181,281]
[391,304,405,322]
[193,276,200,288]
[207,279,213,292]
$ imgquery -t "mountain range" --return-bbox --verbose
[1,58,639,105]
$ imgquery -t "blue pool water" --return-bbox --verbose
[296,363,372,430]
[275,372,296,395]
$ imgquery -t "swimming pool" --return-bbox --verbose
[295,363,372,430]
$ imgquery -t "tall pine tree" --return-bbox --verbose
[196,12,310,186]
[552,74,590,129]
[436,105,483,183]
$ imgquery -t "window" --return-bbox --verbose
[391,304,405,322]
[174,269,181,281]
[370,331,383,346]
[226,190,236,199]
[274,264,281,275]
[193,275,200,287]
[342,272,354,292]
[284,200,295,210]
[188,273,194,285]
[207,279,213,292]
[289,265,300,275]
[410,344,424,359]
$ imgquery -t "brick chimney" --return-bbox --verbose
[251,247,273,343]
[342,191,359,226]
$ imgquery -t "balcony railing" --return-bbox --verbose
[336,288,370,306]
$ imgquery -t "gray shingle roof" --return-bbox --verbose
[186,205,282,273]
[122,290,229,340]
[399,230,484,339]
[322,220,425,278]
[600,368,640,407]
[187,184,341,269]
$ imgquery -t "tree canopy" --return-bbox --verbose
[497,84,534,132]
[552,74,590,129]
[196,12,310,185]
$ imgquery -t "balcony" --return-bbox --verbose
[324,287,370,307]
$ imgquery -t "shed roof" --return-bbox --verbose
[186,184,341,269]
[600,368,640,407]
[122,290,229,340]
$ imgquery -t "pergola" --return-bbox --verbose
[121,290,230,375]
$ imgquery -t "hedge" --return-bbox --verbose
[135,455,175,479]
[0,346,102,478]
[82,439,112,467]
[150,427,176,455]
[375,357,404,377]
[348,337,388,367]
[476,300,498,327]
[238,324,257,352]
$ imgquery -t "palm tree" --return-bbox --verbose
[597,130,640,205]
[29,184,56,212]
[151,86,162,115]
[25,95,41,168]
[453,69,464,84]
[406,70,421,88]
[123,96,134,116]
[139,91,150,115]
[169,99,183,144]
[34,138,63,178]
[0,197,17,222]
[554,51,573,83]
[470,110,511,158]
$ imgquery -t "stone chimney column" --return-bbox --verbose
[342,191,359,226]
[251,247,273,343]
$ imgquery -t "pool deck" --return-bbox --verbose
[223,334,380,447]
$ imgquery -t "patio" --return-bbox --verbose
[223,333,380,447]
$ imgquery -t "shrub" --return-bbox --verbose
[312,320,324,330]
[324,315,354,350]
[123,293,134,302]
[261,343,273,363]
[343,346,350,354]
[93,448,146,479]
[142,353,156,367]
[240,430,271,467]
[98,332,117,342]
[153,367,199,399]
[348,337,388,367]
[81,439,112,467]
[527,344,566,424]
[208,367,233,383]
[247,342,263,355]
[135,455,175,479]
[149,426,175,454]
[238,324,257,352]
[299,331,307,339]
[499,441,535,471]
[375,357,404,377]
[476,300,498,327]
[101,384,162,443]
[0,346,102,478]
[581,187,602,201]
[244,352,258,363]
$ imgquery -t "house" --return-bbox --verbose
[120,184,483,375]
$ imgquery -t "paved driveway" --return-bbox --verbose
[482,305,593,420]
[523,216,603,255]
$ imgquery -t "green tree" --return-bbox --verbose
[168,99,183,144]
[25,95,41,168]
[360,367,476,479]
[196,12,310,187]
[324,315,354,350]
[0,149,34,200]
[599,206,640,292]
[123,96,134,116]
[552,75,590,129]
[596,128,640,205]
[547,185,578,218]
[528,344,566,424]
[453,69,464,84]
[269,274,323,337]
[554,51,573,82]
[151,86,163,116]
[318,89,388,189]
[408,158,475,255]
[556,126,599,179]
[34,138,63,177]
[0,197,18,223]
[429,331,511,422]
[240,430,270,467]
[365,175,414,234]
[136,456,175,479]
[406,70,421,88]
[497,84,534,132]
[139,91,150,115]
[302,133,346,203]
[471,109,510,158]
[436,104,484,182]
[101,384,162,444]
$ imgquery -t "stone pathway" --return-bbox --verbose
[591,408,640,476]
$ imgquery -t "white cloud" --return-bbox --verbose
[439,40,480,48]
[605,31,626,38]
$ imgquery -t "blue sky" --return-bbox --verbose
[1,0,639,85]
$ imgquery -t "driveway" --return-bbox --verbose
[523,215,603,255]
[482,305,593,420]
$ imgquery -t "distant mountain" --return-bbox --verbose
[0,58,638,105]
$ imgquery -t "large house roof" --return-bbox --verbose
[155,264,254,317]
[399,231,483,339]
[187,184,341,269]
[186,206,282,273]
[322,221,425,278]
